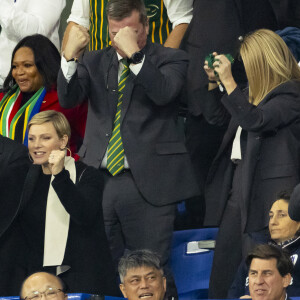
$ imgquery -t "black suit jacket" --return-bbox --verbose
[0,135,29,171]
[201,81,300,232]
[58,42,200,205]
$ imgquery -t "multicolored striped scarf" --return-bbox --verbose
[0,84,46,145]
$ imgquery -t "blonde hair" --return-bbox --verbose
[240,29,300,105]
[28,110,71,140]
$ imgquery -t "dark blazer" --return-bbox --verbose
[289,183,300,221]
[0,162,118,296]
[180,0,278,115]
[201,81,300,231]
[228,236,300,298]
[0,135,29,171]
[58,42,200,205]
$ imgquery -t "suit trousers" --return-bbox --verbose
[100,169,177,297]
[208,162,269,298]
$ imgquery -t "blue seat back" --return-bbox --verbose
[169,228,218,298]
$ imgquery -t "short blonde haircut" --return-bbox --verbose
[240,29,300,105]
[28,110,71,140]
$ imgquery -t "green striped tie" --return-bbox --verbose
[107,59,130,176]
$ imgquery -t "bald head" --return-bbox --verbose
[21,272,66,300]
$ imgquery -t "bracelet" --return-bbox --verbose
[208,80,217,84]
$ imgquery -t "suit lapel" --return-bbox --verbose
[19,164,41,214]
[119,42,153,125]
[0,136,4,167]
[105,49,119,122]
[234,0,244,32]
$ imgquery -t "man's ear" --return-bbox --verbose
[120,284,127,298]
[283,273,292,288]
[145,17,149,35]
[163,276,167,292]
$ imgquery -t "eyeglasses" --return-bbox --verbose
[24,287,64,300]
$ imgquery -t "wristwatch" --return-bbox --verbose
[129,51,144,64]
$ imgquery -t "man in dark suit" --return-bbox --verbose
[0,134,29,171]
[58,0,199,296]
[0,135,29,295]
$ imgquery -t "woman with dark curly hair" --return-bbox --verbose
[0,34,86,153]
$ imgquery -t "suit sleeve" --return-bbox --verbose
[9,144,29,169]
[51,165,104,227]
[227,261,249,298]
[133,49,188,106]
[221,85,300,133]
[289,183,300,221]
[57,54,91,109]
[197,86,230,126]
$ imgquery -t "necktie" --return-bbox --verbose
[107,59,130,176]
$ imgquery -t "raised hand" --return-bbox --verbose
[113,26,140,58]
[48,149,66,175]
[64,25,89,61]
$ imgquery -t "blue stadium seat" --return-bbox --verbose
[169,228,219,300]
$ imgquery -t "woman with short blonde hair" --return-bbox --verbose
[0,110,118,296]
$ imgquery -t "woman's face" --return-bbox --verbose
[28,122,67,169]
[269,199,300,243]
[12,47,43,93]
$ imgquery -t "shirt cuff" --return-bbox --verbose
[129,55,145,75]
[67,15,89,29]
[61,56,77,83]
[172,14,193,29]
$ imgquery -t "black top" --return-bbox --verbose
[19,172,51,268]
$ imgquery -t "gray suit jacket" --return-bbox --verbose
[58,42,199,206]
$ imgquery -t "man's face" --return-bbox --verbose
[108,10,149,57]
[120,266,166,300]
[248,258,291,300]
[21,272,66,300]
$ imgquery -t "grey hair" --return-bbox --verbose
[106,0,148,27]
[118,249,164,283]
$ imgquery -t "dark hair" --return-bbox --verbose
[20,271,67,299]
[106,0,148,26]
[269,189,292,212]
[3,34,60,93]
[118,249,163,283]
[276,190,292,203]
[246,244,293,277]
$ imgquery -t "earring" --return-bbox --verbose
[63,147,72,157]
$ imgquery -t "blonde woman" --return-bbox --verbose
[0,111,117,296]
[201,29,300,297]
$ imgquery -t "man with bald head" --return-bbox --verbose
[21,272,67,300]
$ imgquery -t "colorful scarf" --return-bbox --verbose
[0,85,46,145]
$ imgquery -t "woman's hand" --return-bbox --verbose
[48,150,66,175]
[204,57,219,82]
[213,54,237,94]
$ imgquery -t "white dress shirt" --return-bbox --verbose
[67,0,193,30]
[61,52,145,168]
[0,0,66,88]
